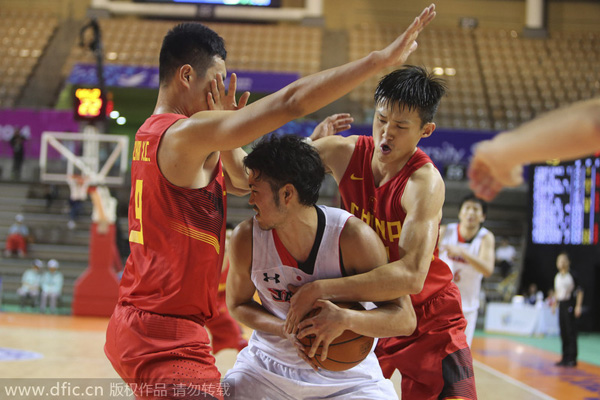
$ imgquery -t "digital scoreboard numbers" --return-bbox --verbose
[531,155,600,245]
[74,88,103,121]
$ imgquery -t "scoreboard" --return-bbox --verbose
[133,0,279,5]
[530,155,600,245]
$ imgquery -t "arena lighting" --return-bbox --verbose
[90,0,322,21]
[110,110,120,119]
[169,0,275,5]
[433,67,444,76]
[116,116,127,125]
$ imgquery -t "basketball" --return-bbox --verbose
[297,302,374,371]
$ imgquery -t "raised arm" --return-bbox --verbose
[206,73,251,196]
[312,135,358,181]
[469,97,600,201]
[164,5,436,174]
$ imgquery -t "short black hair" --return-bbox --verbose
[159,22,227,85]
[558,250,570,260]
[374,65,446,126]
[460,193,488,216]
[244,135,324,206]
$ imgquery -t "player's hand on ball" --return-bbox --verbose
[285,282,320,334]
[207,72,250,111]
[296,300,347,361]
[281,324,320,371]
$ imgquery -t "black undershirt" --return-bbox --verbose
[296,206,346,276]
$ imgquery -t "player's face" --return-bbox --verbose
[458,200,485,228]
[248,170,285,230]
[189,56,226,112]
[371,102,434,164]
[556,254,570,273]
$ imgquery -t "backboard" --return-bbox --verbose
[39,125,129,186]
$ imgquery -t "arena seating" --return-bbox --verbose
[348,24,600,130]
[0,10,58,108]
[0,181,130,311]
[0,5,597,128]
[62,18,323,78]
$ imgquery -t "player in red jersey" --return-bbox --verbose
[105,7,437,399]
[286,66,477,400]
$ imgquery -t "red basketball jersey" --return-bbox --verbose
[119,113,227,323]
[338,135,452,306]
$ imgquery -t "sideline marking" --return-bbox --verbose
[473,359,556,400]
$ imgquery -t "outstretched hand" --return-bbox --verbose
[310,114,354,141]
[379,4,436,68]
[207,72,251,111]
[468,140,523,201]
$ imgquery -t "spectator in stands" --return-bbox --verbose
[553,251,584,367]
[43,184,59,210]
[495,237,516,278]
[66,174,90,230]
[469,98,600,201]
[3,214,31,258]
[439,194,495,346]
[40,259,63,314]
[524,282,543,306]
[9,127,26,180]
[545,288,557,309]
[17,259,43,309]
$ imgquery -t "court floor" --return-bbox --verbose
[0,312,598,399]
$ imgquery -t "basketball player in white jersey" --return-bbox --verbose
[439,194,495,346]
[224,135,416,399]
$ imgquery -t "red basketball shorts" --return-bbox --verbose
[375,283,477,400]
[105,303,224,399]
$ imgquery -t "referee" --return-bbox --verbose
[553,251,584,367]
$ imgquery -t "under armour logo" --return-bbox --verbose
[263,273,280,283]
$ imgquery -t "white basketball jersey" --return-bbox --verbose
[439,223,490,312]
[248,205,377,367]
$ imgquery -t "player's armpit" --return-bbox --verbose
[221,148,250,196]
[313,135,357,182]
